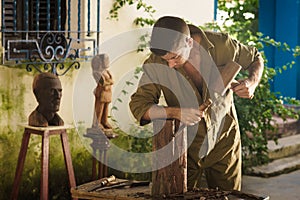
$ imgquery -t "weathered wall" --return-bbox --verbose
[0,0,214,198]
[73,0,215,131]
[0,66,77,128]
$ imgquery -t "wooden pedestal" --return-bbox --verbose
[11,125,77,200]
[85,128,111,180]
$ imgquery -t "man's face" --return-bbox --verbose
[36,78,62,113]
[161,37,193,68]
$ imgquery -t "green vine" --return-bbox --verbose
[109,0,156,27]
[212,0,300,172]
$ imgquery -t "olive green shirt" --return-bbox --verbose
[130,28,261,161]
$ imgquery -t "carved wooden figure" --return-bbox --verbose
[91,54,114,132]
[85,53,116,180]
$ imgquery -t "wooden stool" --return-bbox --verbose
[11,125,77,200]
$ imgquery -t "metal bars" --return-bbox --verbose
[1,0,4,31]
[67,0,71,38]
[87,0,90,36]
[24,0,29,32]
[1,0,101,40]
[13,0,16,32]
[57,0,61,31]
[77,0,81,39]
[35,0,40,32]
[0,0,102,72]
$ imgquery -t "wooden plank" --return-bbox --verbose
[71,184,149,200]
[71,183,269,200]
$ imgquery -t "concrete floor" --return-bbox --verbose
[242,169,300,200]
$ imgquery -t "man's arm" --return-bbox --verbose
[143,99,212,126]
[143,105,201,126]
[232,56,264,99]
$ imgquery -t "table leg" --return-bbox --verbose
[41,130,50,200]
[60,131,77,200]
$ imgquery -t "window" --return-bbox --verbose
[2,0,66,37]
[1,0,100,69]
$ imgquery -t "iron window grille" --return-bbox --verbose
[1,0,101,75]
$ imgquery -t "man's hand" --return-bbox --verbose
[232,57,264,99]
[178,108,203,126]
[143,99,212,126]
[176,99,212,126]
[231,79,256,99]
[144,106,202,126]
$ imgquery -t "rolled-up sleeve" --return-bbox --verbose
[230,37,261,69]
[209,32,262,70]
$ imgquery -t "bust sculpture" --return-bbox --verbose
[28,72,64,127]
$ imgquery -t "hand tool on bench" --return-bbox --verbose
[94,180,150,192]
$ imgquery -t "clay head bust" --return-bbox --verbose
[91,53,109,83]
[28,72,64,127]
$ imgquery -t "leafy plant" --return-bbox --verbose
[213,0,300,172]
[234,65,299,171]
[109,125,153,181]
[108,0,156,27]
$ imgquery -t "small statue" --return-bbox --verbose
[91,54,114,134]
[28,72,64,127]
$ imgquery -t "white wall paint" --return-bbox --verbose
[73,0,215,132]
[0,0,215,132]
[100,0,214,41]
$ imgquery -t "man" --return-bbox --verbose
[28,72,64,127]
[129,16,264,190]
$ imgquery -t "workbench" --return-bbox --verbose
[71,177,269,200]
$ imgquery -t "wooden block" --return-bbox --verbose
[151,119,187,197]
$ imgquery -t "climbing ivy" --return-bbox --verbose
[108,0,156,27]
[210,0,300,172]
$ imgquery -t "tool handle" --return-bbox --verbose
[175,99,212,134]
[199,99,212,112]
[101,175,116,186]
